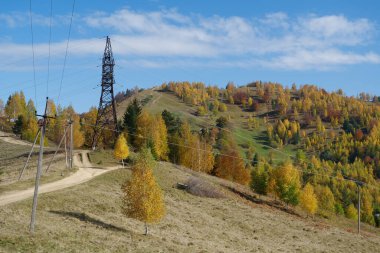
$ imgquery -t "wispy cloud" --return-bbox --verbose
[0,8,379,71]
[0,12,70,28]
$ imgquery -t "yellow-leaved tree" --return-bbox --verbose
[135,110,152,149]
[300,183,318,216]
[114,134,129,167]
[345,203,358,220]
[269,161,301,206]
[135,111,169,160]
[214,149,250,185]
[121,148,165,235]
[177,122,214,173]
[152,114,169,161]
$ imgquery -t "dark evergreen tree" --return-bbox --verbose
[216,116,228,128]
[161,110,182,135]
[12,115,25,135]
[123,98,141,144]
[252,152,260,166]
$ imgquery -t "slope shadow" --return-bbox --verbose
[253,131,271,148]
[224,186,301,217]
[257,110,280,118]
[49,210,127,232]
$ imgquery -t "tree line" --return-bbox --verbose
[1,81,379,227]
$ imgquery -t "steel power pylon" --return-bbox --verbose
[92,36,118,149]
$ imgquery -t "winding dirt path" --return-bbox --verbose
[0,151,118,206]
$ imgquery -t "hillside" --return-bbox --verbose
[115,88,294,162]
[1,82,380,252]
[111,82,380,229]
[1,154,379,252]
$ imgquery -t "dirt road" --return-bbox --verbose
[0,130,33,146]
[0,151,117,206]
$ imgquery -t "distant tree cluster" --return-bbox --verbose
[267,119,301,147]
[2,91,84,147]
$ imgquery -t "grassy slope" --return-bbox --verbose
[116,89,296,163]
[0,158,379,253]
[88,149,119,167]
[0,139,75,193]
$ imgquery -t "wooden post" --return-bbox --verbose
[357,184,361,234]
[45,125,68,173]
[69,119,73,169]
[64,128,68,169]
[30,97,49,233]
[18,127,41,180]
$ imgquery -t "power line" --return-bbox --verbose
[158,92,380,190]
[29,0,37,109]
[57,0,76,106]
[1,58,101,94]
[0,37,103,74]
[46,0,53,97]
[114,86,380,181]
[76,121,380,191]
[47,86,379,191]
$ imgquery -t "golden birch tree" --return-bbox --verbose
[121,149,165,235]
[114,134,129,167]
[300,183,318,216]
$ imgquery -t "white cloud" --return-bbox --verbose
[261,12,289,29]
[296,15,374,46]
[262,50,380,70]
[0,8,379,71]
[84,9,192,34]
[0,13,24,27]
[0,12,71,29]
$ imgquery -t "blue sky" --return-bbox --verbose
[1,0,380,113]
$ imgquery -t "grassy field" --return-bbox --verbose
[88,149,120,167]
[0,158,379,252]
[0,139,74,194]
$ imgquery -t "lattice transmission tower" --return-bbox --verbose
[92,36,118,149]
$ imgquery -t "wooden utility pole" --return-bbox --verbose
[357,184,361,234]
[30,97,50,233]
[343,176,364,236]
[69,119,73,169]
[45,125,69,173]
[64,128,68,168]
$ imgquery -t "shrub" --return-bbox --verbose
[184,177,224,198]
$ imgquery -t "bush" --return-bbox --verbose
[219,103,227,112]
[184,177,224,198]
[335,203,344,215]
[197,106,207,116]
[216,116,228,128]
[345,204,358,220]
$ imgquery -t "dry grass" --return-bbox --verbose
[0,139,74,193]
[183,177,225,199]
[0,161,379,253]
[88,149,119,167]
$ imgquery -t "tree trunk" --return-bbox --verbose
[144,222,148,235]
[121,159,124,168]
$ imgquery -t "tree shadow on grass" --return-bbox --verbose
[49,210,127,233]
[253,132,271,148]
